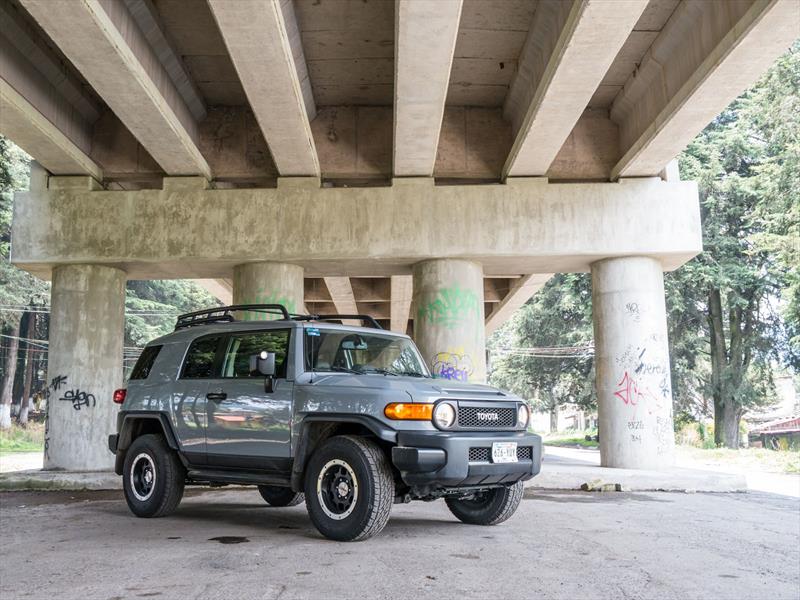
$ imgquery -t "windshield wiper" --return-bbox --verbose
[396,371,426,378]
[363,367,398,376]
[329,365,365,375]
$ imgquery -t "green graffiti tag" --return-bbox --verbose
[417,286,481,329]
[240,290,297,320]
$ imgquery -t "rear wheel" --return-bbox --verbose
[304,435,394,541]
[445,482,524,525]
[258,485,304,507]
[122,434,185,518]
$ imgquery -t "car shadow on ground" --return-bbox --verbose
[93,493,471,541]
[524,490,672,504]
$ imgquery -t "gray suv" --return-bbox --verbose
[108,304,542,541]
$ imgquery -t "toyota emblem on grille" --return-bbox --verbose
[476,412,499,421]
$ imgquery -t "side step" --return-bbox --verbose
[187,469,291,487]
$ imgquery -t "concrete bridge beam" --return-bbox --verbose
[592,256,675,470]
[413,259,486,384]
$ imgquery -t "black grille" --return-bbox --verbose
[468,446,533,462]
[458,406,516,428]
[517,446,532,460]
[468,447,490,462]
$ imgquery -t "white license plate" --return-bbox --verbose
[492,442,518,463]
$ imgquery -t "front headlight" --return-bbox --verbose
[517,403,530,429]
[433,402,456,429]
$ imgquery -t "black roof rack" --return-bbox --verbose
[299,314,383,330]
[175,304,291,330]
[174,305,383,331]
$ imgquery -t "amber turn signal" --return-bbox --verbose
[384,403,433,420]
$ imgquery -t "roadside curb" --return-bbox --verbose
[525,466,748,493]
[0,470,121,491]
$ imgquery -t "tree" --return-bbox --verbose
[668,44,799,448]
[490,274,594,432]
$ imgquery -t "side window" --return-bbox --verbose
[221,330,291,379]
[181,336,221,379]
[130,345,162,380]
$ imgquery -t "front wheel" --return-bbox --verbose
[258,485,305,507]
[304,435,394,541]
[122,434,185,518]
[445,482,524,525]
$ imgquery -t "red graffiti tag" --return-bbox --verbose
[614,371,663,415]
[615,372,639,405]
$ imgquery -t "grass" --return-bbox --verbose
[542,432,599,449]
[0,422,45,453]
[676,445,800,475]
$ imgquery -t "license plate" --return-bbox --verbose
[492,442,518,463]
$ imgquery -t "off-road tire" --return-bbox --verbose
[304,435,394,541]
[445,481,524,525]
[258,485,305,507]
[122,434,185,518]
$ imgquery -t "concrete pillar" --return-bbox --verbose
[232,262,304,319]
[45,265,126,471]
[413,259,486,383]
[592,256,675,469]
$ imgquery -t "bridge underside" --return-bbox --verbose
[2,0,797,471]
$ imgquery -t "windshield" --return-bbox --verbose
[304,328,430,377]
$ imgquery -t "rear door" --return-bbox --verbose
[170,334,222,465]
[204,328,294,472]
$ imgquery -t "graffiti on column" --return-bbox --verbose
[240,290,297,320]
[625,302,642,323]
[59,389,96,411]
[431,351,474,382]
[614,342,671,446]
[417,286,481,330]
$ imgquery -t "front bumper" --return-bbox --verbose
[391,430,542,489]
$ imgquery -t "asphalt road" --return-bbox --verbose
[1,487,798,600]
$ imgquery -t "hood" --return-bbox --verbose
[303,373,518,402]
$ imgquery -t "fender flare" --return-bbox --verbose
[290,414,398,492]
[114,412,180,474]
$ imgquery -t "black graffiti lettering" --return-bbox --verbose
[59,389,96,411]
[50,375,67,391]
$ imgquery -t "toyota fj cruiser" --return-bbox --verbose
[109,304,542,541]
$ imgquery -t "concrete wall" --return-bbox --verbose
[11,177,702,279]
[592,256,675,469]
[413,259,486,383]
[45,264,125,471]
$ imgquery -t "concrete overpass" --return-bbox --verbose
[1,0,797,472]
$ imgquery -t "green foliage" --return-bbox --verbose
[0,137,49,331]
[0,422,44,453]
[667,44,798,446]
[125,280,219,350]
[489,274,594,415]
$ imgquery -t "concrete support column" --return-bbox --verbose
[232,262,305,319]
[592,256,675,469]
[45,265,126,471]
[413,259,486,383]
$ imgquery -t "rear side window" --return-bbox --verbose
[181,336,221,379]
[221,330,291,379]
[130,345,162,380]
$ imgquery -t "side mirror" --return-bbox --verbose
[250,351,276,377]
[249,351,276,393]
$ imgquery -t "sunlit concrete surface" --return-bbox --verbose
[1,488,798,600]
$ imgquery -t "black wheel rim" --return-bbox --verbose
[317,459,358,520]
[130,453,156,501]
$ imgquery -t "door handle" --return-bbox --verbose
[206,392,227,402]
